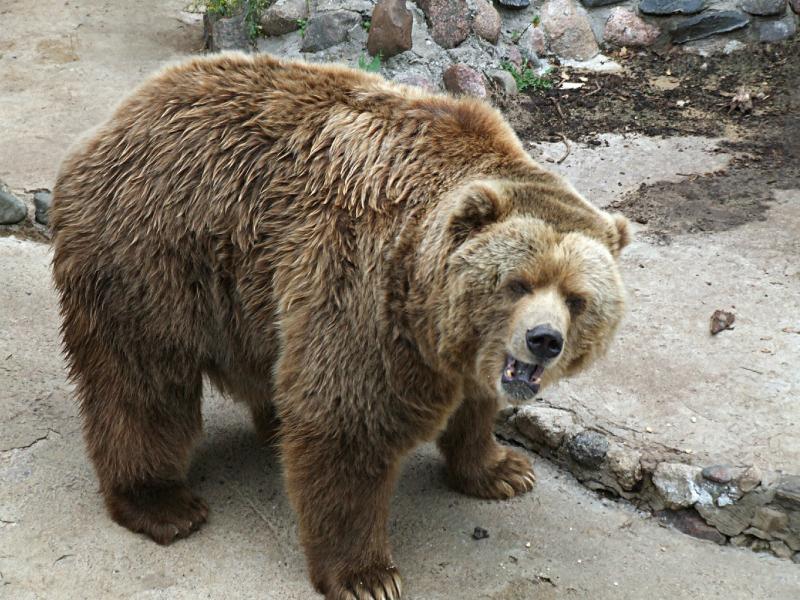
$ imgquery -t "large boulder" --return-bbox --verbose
[367,0,413,57]
[541,0,599,61]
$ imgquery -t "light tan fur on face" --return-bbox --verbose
[50,52,630,600]
[507,287,570,367]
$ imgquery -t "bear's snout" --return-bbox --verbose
[525,325,564,362]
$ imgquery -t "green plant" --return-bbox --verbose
[205,0,269,39]
[296,17,308,37]
[362,19,371,32]
[501,61,553,92]
[510,29,522,43]
[532,14,541,27]
[358,52,382,73]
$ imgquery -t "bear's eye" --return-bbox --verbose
[566,295,586,316]
[506,278,532,297]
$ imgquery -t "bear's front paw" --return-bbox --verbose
[326,565,402,600]
[449,447,535,500]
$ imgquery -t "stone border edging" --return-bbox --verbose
[495,403,800,562]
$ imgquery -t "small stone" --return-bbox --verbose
[701,465,734,484]
[603,8,661,47]
[498,0,531,7]
[770,540,794,559]
[487,69,518,95]
[755,17,797,42]
[393,73,436,92]
[740,0,786,16]
[417,0,470,49]
[776,475,800,509]
[301,11,362,52]
[580,0,626,6]
[519,25,546,61]
[657,510,727,545]
[790,0,799,13]
[0,184,27,225]
[697,501,754,537]
[793,552,800,564]
[541,0,599,61]
[204,11,250,52]
[639,0,706,14]
[443,64,487,97]
[670,11,750,44]
[368,0,413,58]
[567,431,609,468]
[259,0,309,36]
[751,507,789,534]
[501,43,524,67]
[653,463,710,509]
[33,190,52,226]
[738,466,762,492]
[751,538,771,552]
[512,405,576,449]
[607,446,642,491]
[472,526,490,540]
[730,534,753,547]
[472,0,502,44]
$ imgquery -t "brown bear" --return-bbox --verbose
[51,53,629,599]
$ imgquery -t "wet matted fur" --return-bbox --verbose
[51,52,629,599]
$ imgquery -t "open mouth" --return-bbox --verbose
[501,355,544,397]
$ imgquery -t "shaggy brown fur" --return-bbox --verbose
[51,52,629,599]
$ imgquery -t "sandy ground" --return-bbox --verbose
[1,0,799,598]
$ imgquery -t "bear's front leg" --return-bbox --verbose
[281,422,403,600]
[438,393,535,500]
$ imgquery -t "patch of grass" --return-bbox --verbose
[510,29,522,43]
[532,14,541,27]
[205,0,269,39]
[501,60,553,92]
[362,19,371,32]
[296,18,308,37]
[358,52,382,73]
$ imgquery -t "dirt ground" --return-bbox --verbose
[1,1,799,598]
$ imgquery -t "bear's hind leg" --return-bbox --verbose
[72,340,208,545]
[438,394,535,500]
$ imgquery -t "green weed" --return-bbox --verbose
[501,61,553,92]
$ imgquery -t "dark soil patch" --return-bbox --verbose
[503,39,800,240]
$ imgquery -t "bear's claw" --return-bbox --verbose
[327,565,402,600]
[450,447,536,500]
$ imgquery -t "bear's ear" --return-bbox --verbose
[610,214,631,258]
[448,182,506,248]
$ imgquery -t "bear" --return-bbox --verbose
[50,52,629,599]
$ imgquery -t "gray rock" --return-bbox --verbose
[541,0,599,61]
[580,0,626,6]
[730,533,753,547]
[702,464,735,484]
[791,0,799,13]
[755,17,797,42]
[472,0,502,44]
[442,64,487,97]
[259,0,309,36]
[639,0,706,15]
[204,11,250,52]
[695,491,769,536]
[743,526,772,540]
[606,445,642,491]
[776,475,800,509]
[752,506,789,534]
[367,0,413,57]
[417,0,470,49]
[652,463,711,509]
[316,0,375,12]
[498,0,531,7]
[487,69,518,95]
[301,11,361,52]
[0,185,27,224]
[393,72,436,91]
[604,8,661,47]
[770,540,794,559]
[740,0,786,15]
[794,552,800,564]
[519,26,546,62]
[738,465,762,492]
[669,11,750,44]
[567,431,609,468]
[512,405,576,449]
[33,190,52,226]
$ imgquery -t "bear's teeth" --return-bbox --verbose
[505,367,515,378]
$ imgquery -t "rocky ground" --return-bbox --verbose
[1,0,799,597]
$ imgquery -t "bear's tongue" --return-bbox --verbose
[501,355,544,393]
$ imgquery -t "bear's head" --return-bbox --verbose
[429,177,630,403]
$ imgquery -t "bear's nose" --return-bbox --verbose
[526,325,564,361]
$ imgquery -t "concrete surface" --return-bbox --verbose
[2,0,799,598]
[1,239,799,600]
